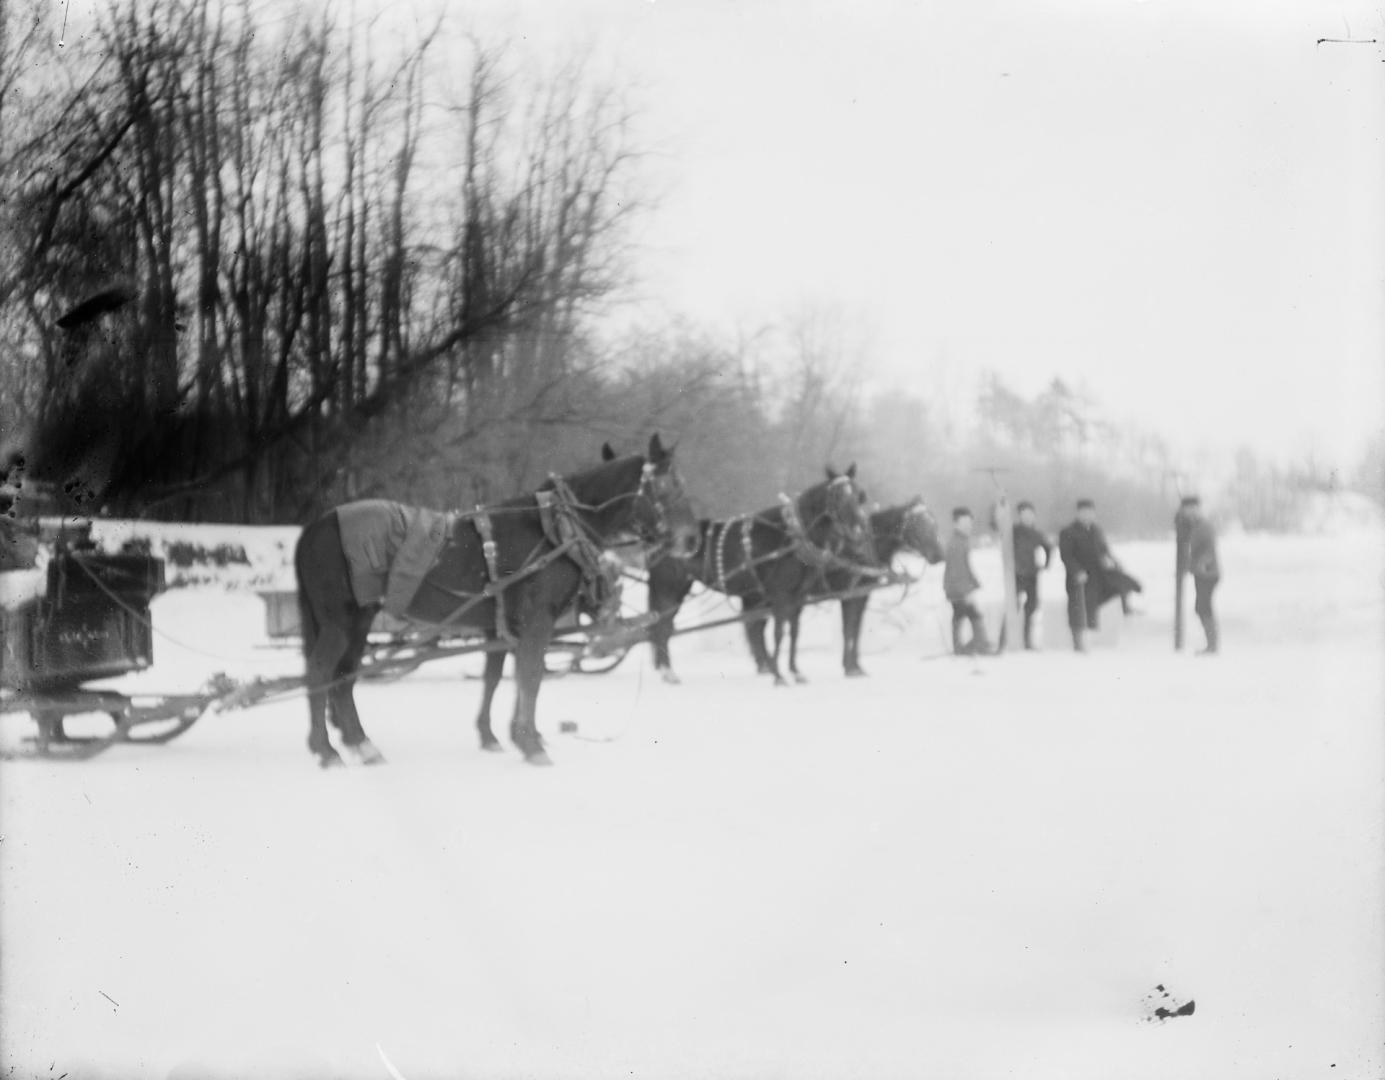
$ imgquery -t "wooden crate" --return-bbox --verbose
[258,591,410,641]
[0,551,163,692]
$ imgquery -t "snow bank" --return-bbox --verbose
[2,533,1382,1080]
[82,520,300,591]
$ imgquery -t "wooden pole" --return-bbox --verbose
[1168,471,1188,651]
[977,467,1019,654]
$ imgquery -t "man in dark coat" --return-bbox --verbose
[1179,495,1221,655]
[1012,500,1054,650]
[1057,498,1117,652]
[943,507,991,656]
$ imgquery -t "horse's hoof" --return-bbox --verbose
[660,669,682,686]
[845,667,867,679]
[352,741,387,766]
[793,673,809,684]
[317,752,345,769]
[480,738,505,753]
[773,676,789,688]
[524,750,554,767]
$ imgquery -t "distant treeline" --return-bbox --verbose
[1,0,1375,536]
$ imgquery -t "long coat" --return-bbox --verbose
[1188,518,1220,579]
[1058,520,1110,581]
[1013,523,1053,577]
[942,532,980,601]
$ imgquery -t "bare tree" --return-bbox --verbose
[0,0,647,521]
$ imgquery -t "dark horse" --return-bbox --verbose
[646,466,873,686]
[294,435,699,767]
[784,496,945,678]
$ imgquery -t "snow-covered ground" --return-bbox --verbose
[2,531,1382,1080]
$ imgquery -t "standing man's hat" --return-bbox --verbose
[1180,495,1201,509]
[952,506,972,521]
[1016,500,1034,513]
[1076,498,1094,510]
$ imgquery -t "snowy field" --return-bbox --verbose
[2,531,1383,1079]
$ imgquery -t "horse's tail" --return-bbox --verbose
[294,516,323,662]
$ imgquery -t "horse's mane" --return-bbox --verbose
[795,477,833,511]
[483,453,646,513]
[870,503,906,533]
[554,453,647,505]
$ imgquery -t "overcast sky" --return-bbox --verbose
[434,0,1383,472]
[56,0,1385,471]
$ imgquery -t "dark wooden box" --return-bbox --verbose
[48,552,165,606]
[1,597,154,692]
[1,551,164,692]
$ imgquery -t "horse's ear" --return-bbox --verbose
[846,463,857,480]
[825,466,838,481]
[601,442,617,462]
[648,432,669,464]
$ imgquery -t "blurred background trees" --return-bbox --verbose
[1,0,1378,535]
[1,0,641,519]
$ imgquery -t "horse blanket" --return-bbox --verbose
[335,500,451,618]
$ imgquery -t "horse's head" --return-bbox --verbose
[592,434,700,559]
[901,495,944,564]
[800,463,872,559]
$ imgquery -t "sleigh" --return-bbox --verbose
[0,520,217,759]
[0,517,655,762]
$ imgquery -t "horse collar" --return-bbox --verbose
[538,481,615,615]
[778,493,807,541]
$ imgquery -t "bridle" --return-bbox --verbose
[559,458,694,559]
[630,461,695,556]
[786,475,876,570]
[818,474,871,556]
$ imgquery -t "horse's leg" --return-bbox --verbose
[768,608,789,687]
[741,594,773,674]
[842,596,867,677]
[305,624,349,768]
[853,595,869,675]
[651,615,677,683]
[742,617,769,674]
[788,604,808,684]
[476,643,507,751]
[839,599,852,675]
[296,515,355,767]
[510,610,557,765]
[334,608,385,765]
[649,571,691,685]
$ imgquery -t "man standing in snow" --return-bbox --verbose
[1179,495,1221,655]
[1013,500,1054,650]
[943,507,991,656]
[1058,498,1116,652]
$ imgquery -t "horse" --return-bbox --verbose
[646,465,873,687]
[744,496,944,678]
[293,434,699,767]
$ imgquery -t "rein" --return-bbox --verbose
[412,460,674,645]
[782,482,889,581]
[699,483,884,594]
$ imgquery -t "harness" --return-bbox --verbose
[708,491,844,596]
[711,514,766,596]
[537,476,619,617]
[778,492,837,570]
[465,474,621,645]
